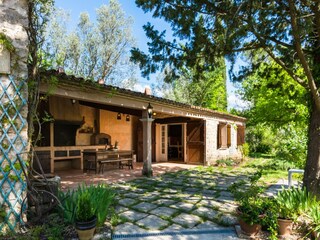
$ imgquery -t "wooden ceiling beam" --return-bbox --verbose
[154,117,192,124]
[79,101,142,117]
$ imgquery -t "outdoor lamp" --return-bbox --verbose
[126,114,130,122]
[117,113,121,120]
[147,103,153,119]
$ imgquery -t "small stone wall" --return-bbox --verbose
[0,0,29,232]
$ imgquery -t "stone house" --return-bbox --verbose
[34,70,246,174]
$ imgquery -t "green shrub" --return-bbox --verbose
[76,192,94,221]
[307,203,320,236]
[229,171,267,225]
[276,187,315,220]
[216,159,234,167]
[241,142,250,157]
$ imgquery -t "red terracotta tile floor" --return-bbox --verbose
[56,162,200,190]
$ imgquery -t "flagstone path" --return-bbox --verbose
[111,169,246,237]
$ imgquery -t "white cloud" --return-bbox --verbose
[228,91,251,110]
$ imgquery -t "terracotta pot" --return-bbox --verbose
[238,218,262,236]
[277,218,293,236]
[75,216,97,240]
[313,230,320,240]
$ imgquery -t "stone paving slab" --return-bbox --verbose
[119,210,148,222]
[193,206,219,220]
[172,213,202,228]
[150,206,178,217]
[123,192,142,199]
[171,202,196,212]
[115,205,130,214]
[118,198,138,206]
[198,199,222,208]
[219,214,239,226]
[136,215,169,230]
[132,202,158,213]
[193,220,224,230]
[113,222,146,234]
[162,224,186,231]
[153,198,177,206]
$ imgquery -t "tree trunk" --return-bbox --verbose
[303,103,320,197]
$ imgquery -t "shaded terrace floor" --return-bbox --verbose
[57,162,200,190]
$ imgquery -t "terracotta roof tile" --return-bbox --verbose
[41,69,246,122]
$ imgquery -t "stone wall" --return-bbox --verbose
[0,0,29,232]
[205,119,243,165]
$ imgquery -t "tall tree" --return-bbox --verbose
[44,0,137,88]
[239,59,309,166]
[132,1,320,196]
[155,63,227,111]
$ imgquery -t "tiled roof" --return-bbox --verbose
[41,69,246,122]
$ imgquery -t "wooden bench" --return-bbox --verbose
[98,152,134,173]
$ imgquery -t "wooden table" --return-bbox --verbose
[82,150,134,174]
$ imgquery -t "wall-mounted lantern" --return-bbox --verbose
[117,113,121,120]
[0,45,11,74]
[126,114,130,122]
[147,103,153,119]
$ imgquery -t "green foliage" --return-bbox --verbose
[59,183,115,226]
[0,33,15,52]
[275,187,316,220]
[0,205,6,222]
[307,203,320,235]
[44,0,137,88]
[241,61,309,127]
[155,61,227,111]
[245,123,307,168]
[229,171,266,225]
[76,192,94,222]
[216,159,235,167]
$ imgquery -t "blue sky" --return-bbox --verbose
[54,0,244,109]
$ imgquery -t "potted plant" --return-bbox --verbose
[75,192,97,240]
[236,196,266,235]
[229,171,266,236]
[275,188,299,237]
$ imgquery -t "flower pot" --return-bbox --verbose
[277,218,293,236]
[75,216,97,240]
[312,230,320,240]
[236,207,263,236]
[238,218,262,236]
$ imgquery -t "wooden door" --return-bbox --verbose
[186,120,204,164]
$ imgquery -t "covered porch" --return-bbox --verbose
[34,70,216,176]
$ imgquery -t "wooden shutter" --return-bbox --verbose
[227,125,231,147]
[218,123,228,149]
[237,125,245,146]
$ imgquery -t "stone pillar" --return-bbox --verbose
[140,111,154,177]
[0,0,29,232]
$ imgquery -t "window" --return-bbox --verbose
[237,125,245,146]
[217,123,232,149]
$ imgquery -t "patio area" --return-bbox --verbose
[57,162,200,190]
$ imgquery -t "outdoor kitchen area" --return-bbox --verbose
[33,95,139,173]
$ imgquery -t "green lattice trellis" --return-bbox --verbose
[0,75,28,231]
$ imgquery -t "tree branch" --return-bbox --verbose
[288,0,320,110]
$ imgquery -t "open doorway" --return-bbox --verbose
[168,124,184,161]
